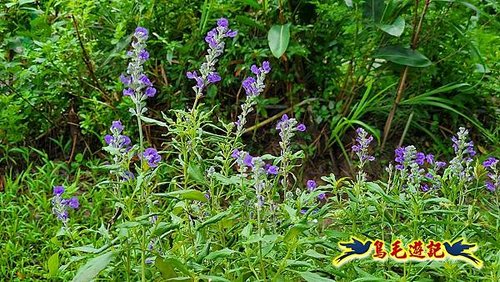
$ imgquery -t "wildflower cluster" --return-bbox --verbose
[51,186,79,226]
[235,61,271,136]
[352,128,375,184]
[394,146,433,192]
[483,157,498,192]
[121,27,156,116]
[186,18,237,99]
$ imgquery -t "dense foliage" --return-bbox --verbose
[0,0,499,281]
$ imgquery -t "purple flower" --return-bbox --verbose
[123,88,134,96]
[217,18,229,28]
[251,65,260,75]
[139,74,152,86]
[415,152,425,166]
[53,186,65,196]
[296,124,306,132]
[243,154,254,167]
[485,181,496,192]
[318,193,326,200]
[436,161,447,169]
[67,197,79,209]
[120,74,131,85]
[122,171,135,181]
[231,149,240,159]
[483,157,498,168]
[226,29,238,38]
[421,184,430,192]
[119,135,131,146]
[207,72,221,84]
[425,154,434,164]
[111,120,123,132]
[306,180,317,191]
[138,49,149,61]
[242,77,258,96]
[267,165,279,175]
[134,27,149,40]
[395,147,405,165]
[262,61,271,74]
[145,87,157,97]
[104,135,113,144]
[143,148,161,168]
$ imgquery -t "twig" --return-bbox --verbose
[70,15,108,97]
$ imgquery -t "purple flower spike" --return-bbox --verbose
[134,27,149,40]
[306,180,317,191]
[296,124,306,132]
[53,186,65,196]
[143,148,161,168]
[267,165,279,175]
[217,18,229,28]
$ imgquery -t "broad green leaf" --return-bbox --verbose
[205,248,237,260]
[155,257,177,279]
[188,164,206,185]
[299,271,336,282]
[378,16,405,37]
[268,24,291,58]
[196,209,232,230]
[72,251,115,282]
[156,189,208,202]
[375,46,431,67]
[47,252,59,277]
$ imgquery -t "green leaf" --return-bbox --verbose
[284,224,309,243]
[304,249,329,259]
[155,257,177,279]
[47,252,59,277]
[196,209,232,230]
[188,164,206,185]
[375,46,431,67]
[140,116,167,127]
[299,271,336,282]
[72,251,115,282]
[378,16,405,37]
[268,23,291,58]
[205,248,237,260]
[156,189,208,202]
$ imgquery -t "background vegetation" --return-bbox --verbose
[0,0,498,281]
